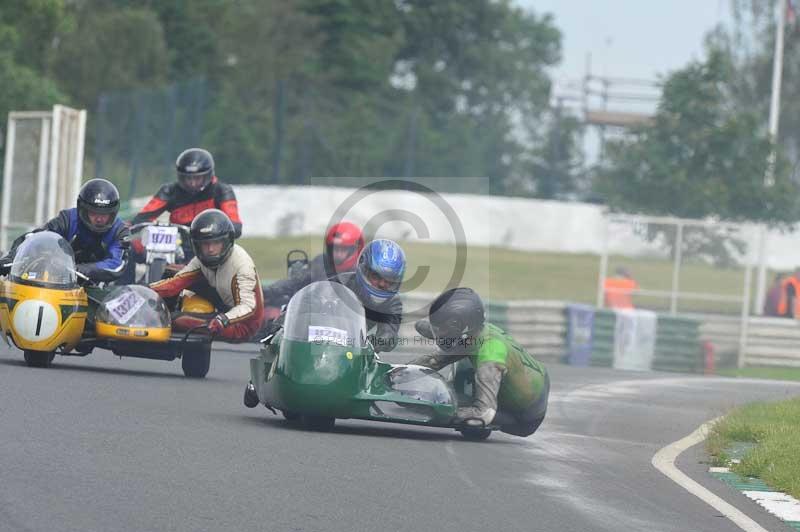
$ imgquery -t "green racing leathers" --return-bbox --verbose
[409,322,549,436]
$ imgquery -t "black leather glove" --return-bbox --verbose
[0,257,12,275]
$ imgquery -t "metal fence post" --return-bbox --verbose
[737,228,755,368]
[669,222,684,315]
[596,214,609,308]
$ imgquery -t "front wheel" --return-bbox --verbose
[182,344,211,378]
[23,350,55,368]
[458,428,492,441]
[146,258,167,284]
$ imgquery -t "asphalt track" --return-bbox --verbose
[1,344,799,532]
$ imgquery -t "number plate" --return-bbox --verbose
[145,226,179,252]
[308,326,351,347]
[104,290,147,325]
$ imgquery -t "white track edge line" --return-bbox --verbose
[651,417,770,532]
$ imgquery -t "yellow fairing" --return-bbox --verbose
[95,321,171,342]
[0,280,87,352]
[181,294,215,314]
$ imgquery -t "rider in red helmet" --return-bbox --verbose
[262,221,365,309]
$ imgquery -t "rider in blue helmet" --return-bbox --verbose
[355,239,406,305]
[333,239,405,352]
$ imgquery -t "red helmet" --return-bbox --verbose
[325,222,364,273]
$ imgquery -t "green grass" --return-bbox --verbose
[717,366,800,382]
[707,398,800,499]
[241,235,760,313]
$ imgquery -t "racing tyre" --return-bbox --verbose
[23,350,55,368]
[302,415,335,431]
[182,344,211,378]
[146,258,167,284]
[459,428,492,441]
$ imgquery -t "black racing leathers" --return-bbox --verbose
[262,254,329,308]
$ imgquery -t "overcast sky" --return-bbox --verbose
[516,0,731,84]
[514,1,734,161]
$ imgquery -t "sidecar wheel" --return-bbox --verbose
[459,428,492,441]
[23,350,55,368]
[303,415,335,431]
[182,344,211,378]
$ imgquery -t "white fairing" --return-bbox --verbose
[13,299,59,342]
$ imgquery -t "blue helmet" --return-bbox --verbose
[355,239,406,304]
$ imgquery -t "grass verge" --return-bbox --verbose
[716,366,800,382]
[241,235,761,312]
[707,397,800,499]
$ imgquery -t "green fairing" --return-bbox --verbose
[252,331,457,426]
[472,323,548,413]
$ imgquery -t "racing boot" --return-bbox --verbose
[456,362,506,427]
[243,381,259,408]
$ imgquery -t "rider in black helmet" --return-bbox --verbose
[410,287,550,437]
[149,209,265,342]
[122,148,243,283]
[0,178,129,283]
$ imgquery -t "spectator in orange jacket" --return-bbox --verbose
[777,268,800,318]
[604,266,638,309]
[763,273,786,317]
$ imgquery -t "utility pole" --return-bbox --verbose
[755,0,788,314]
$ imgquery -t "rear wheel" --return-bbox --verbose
[458,428,492,441]
[146,258,167,284]
[302,415,335,431]
[23,350,55,368]
[182,344,211,378]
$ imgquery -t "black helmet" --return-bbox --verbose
[176,148,214,194]
[190,209,235,268]
[429,287,485,352]
[77,178,120,233]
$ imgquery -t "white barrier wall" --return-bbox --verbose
[131,184,800,269]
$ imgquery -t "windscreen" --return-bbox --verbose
[10,232,77,289]
[96,285,171,328]
[283,281,367,349]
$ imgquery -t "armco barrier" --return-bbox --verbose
[590,310,616,367]
[585,310,703,373]
[652,315,703,373]
[690,314,800,368]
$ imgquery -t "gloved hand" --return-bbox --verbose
[0,257,12,275]
[207,313,229,335]
[75,263,93,282]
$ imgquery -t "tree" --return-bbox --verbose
[50,7,169,109]
[595,49,800,225]
[392,0,562,189]
[510,104,585,199]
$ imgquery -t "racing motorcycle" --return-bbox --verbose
[0,231,213,377]
[243,280,497,440]
[128,221,192,283]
